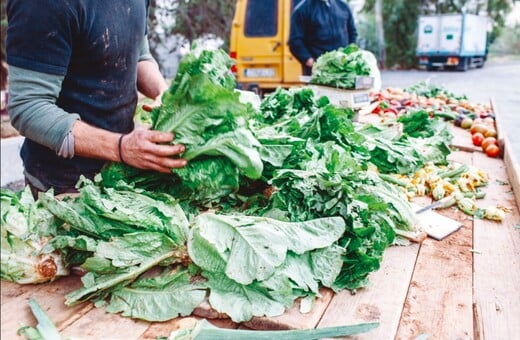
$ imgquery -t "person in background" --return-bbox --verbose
[6,0,186,197]
[288,0,358,76]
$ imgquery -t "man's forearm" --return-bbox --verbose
[72,120,121,162]
[137,59,169,100]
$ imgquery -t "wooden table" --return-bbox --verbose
[2,119,520,339]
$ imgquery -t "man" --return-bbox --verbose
[6,0,186,196]
[288,0,358,75]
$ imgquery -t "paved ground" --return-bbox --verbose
[380,56,520,162]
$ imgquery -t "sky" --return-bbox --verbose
[507,1,520,26]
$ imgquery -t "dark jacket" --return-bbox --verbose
[288,0,358,65]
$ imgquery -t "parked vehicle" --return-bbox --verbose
[229,0,304,94]
[416,14,488,71]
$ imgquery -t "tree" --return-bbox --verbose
[148,0,236,51]
[171,0,236,49]
[361,0,421,69]
[147,0,236,77]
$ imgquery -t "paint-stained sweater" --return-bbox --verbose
[6,0,150,191]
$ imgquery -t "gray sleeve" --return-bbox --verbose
[7,65,80,154]
[139,36,154,62]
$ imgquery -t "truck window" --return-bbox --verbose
[245,0,278,37]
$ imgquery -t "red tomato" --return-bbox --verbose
[481,137,497,152]
[485,144,500,158]
[472,132,485,146]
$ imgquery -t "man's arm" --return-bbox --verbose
[72,120,186,173]
[136,37,169,101]
[7,65,186,173]
[137,59,168,101]
[288,9,313,66]
[7,65,79,152]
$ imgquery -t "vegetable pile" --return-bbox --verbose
[1,187,68,284]
[309,44,372,89]
[368,82,501,158]
[0,47,505,327]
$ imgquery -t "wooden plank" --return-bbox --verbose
[450,125,481,153]
[396,151,475,339]
[59,304,150,339]
[503,135,520,207]
[1,280,34,305]
[244,288,334,330]
[490,98,506,148]
[317,244,420,339]
[1,275,92,339]
[472,151,520,339]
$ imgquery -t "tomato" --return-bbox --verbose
[472,132,485,146]
[481,137,497,152]
[484,128,497,138]
[470,123,488,135]
[485,144,500,158]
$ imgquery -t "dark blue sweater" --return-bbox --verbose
[288,0,358,65]
[6,0,149,191]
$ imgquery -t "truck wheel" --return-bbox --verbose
[457,57,469,72]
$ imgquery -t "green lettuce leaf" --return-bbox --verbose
[203,271,289,323]
[66,232,186,305]
[188,213,345,285]
[106,270,206,321]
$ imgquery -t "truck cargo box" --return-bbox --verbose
[416,14,488,71]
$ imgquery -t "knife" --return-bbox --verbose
[415,196,453,214]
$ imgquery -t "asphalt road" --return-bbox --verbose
[380,57,520,162]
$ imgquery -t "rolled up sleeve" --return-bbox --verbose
[7,65,80,153]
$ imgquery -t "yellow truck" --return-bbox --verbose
[229,0,305,95]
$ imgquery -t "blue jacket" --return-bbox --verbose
[288,0,358,65]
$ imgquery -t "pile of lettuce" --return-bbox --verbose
[404,81,467,101]
[309,44,372,89]
[26,178,345,323]
[1,47,455,324]
[358,109,452,175]
[1,187,68,284]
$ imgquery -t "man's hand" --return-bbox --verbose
[119,127,186,174]
[305,58,315,67]
[72,120,187,174]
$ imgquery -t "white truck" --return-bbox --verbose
[416,14,488,71]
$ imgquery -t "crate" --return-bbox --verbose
[307,84,371,109]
